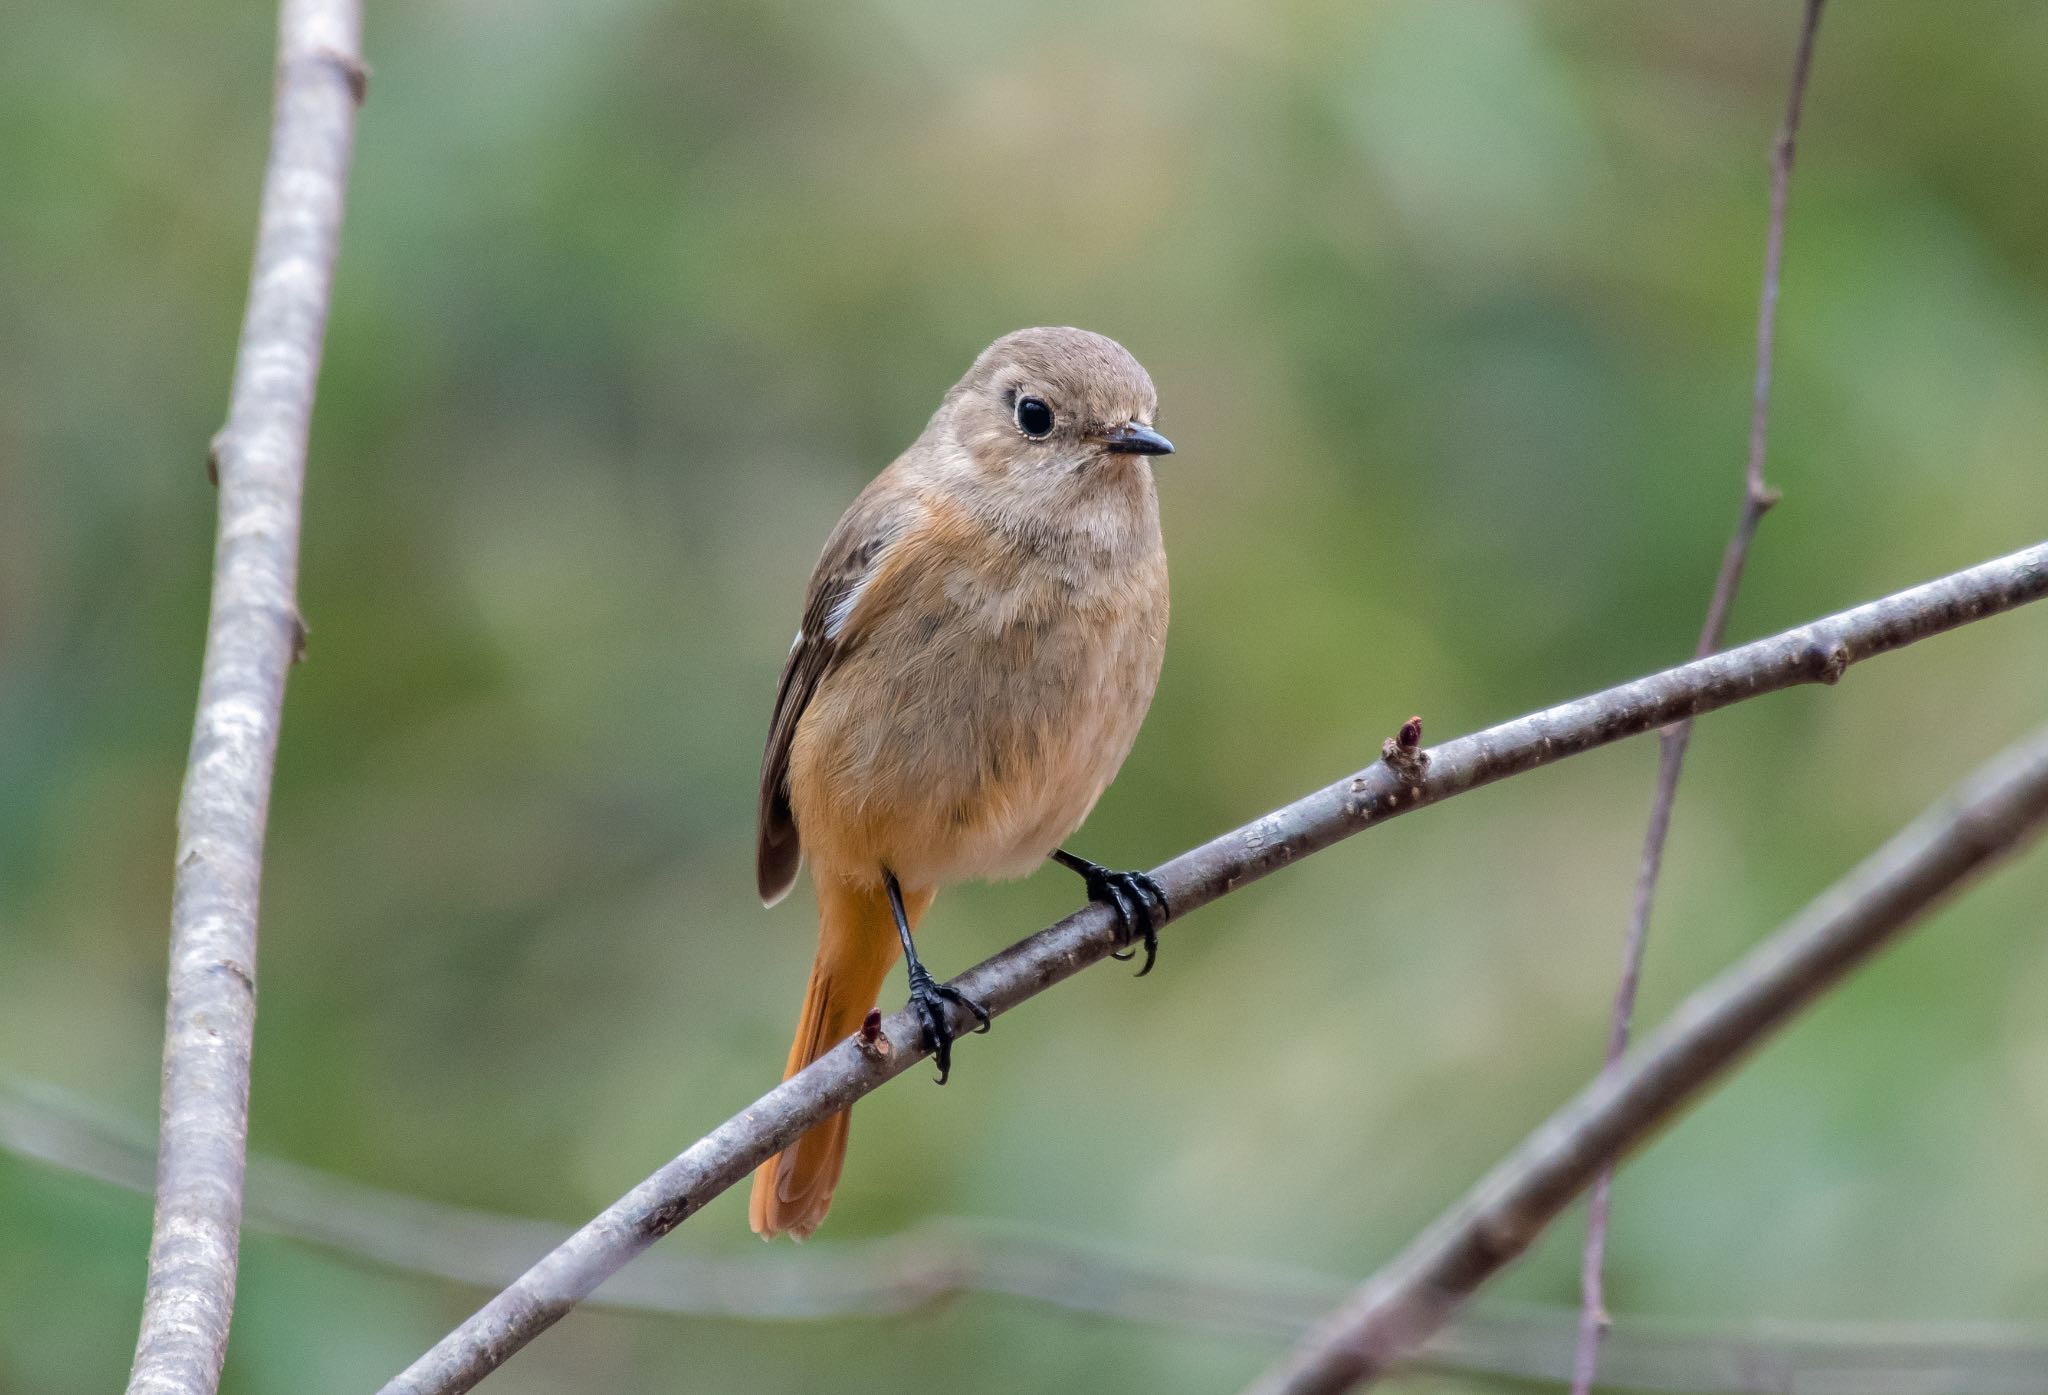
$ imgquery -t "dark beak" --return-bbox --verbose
[1091,421,1175,456]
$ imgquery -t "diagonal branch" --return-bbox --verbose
[123,3,364,1393]
[1245,721,2048,1395]
[1575,4,1828,1387]
[373,538,2048,1395]
[8,1079,2048,1394]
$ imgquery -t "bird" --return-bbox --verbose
[748,326,1175,1240]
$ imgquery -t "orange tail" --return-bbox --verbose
[750,876,932,1240]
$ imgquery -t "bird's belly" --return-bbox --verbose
[789,586,1163,891]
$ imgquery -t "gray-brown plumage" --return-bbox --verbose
[750,327,1173,1239]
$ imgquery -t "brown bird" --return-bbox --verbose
[749,326,1174,1239]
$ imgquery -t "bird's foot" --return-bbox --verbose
[1055,851,1169,976]
[906,962,990,1085]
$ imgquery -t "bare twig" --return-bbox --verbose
[373,540,2048,1395]
[1574,5,1828,1388]
[1246,722,2048,1395]
[7,1079,2047,1393]
[123,3,363,1393]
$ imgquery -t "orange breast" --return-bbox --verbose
[788,497,1167,892]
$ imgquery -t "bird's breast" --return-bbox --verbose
[789,508,1167,890]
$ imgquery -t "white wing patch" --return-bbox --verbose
[823,566,876,641]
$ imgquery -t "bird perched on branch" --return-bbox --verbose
[750,326,1174,1239]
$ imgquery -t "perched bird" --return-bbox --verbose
[749,326,1174,1239]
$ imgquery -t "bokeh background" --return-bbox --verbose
[4,0,2048,1391]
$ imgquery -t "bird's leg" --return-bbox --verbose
[1051,849,1169,976]
[885,869,989,1085]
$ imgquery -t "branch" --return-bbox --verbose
[1576,3,1827,1386]
[1245,721,2048,1395]
[372,538,2048,1395]
[124,3,363,1393]
[7,1080,2046,1394]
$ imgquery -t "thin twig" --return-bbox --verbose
[1245,722,2048,1395]
[1574,5,1827,1388]
[5,1080,2046,1394]
[123,4,363,1393]
[373,540,2048,1395]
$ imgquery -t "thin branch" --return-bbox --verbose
[5,1081,2046,1394]
[1575,4,1827,1387]
[373,539,2048,1395]
[1245,722,2048,1395]
[124,3,363,1393]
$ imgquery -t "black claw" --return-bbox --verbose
[907,965,989,1085]
[1054,851,1169,977]
[884,868,989,1086]
[1101,877,1141,959]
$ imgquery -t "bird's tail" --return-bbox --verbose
[749,875,930,1240]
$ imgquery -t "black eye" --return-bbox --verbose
[1015,395,1055,438]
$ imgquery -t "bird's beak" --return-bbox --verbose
[1090,421,1175,456]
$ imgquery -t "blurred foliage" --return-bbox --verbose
[4,0,2048,1391]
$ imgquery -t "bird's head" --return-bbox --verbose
[940,326,1171,490]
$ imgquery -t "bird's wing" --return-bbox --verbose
[756,485,917,905]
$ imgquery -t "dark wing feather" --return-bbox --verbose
[755,489,909,904]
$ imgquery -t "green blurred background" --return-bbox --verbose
[4,0,2047,1390]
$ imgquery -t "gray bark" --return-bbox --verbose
[379,539,2048,1395]
[124,4,363,1393]
[1248,721,2048,1395]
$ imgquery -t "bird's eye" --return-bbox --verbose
[1015,396,1055,439]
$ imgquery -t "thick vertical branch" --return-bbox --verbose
[123,4,363,1393]
[1246,722,2048,1395]
[1573,5,1826,1388]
